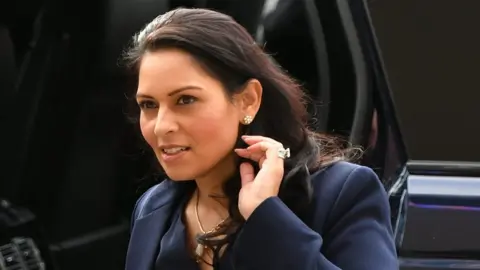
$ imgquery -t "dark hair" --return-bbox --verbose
[124,7,357,265]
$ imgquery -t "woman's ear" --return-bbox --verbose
[234,79,262,123]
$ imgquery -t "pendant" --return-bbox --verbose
[195,243,205,257]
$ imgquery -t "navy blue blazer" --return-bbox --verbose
[125,161,398,269]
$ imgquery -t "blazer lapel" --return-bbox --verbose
[125,181,193,270]
[125,188,179,270]
[125,202,176,270]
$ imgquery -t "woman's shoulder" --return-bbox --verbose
[311,161,383,193]
[307,161,389,224]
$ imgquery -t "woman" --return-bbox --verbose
[124,7,398,270]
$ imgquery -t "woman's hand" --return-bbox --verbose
[234,135,287,219]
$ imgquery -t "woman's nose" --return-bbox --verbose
[153,109,178,136]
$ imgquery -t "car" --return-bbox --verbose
[1,0,479,269]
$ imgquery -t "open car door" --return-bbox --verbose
[368,1,480,269]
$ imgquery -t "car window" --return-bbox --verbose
[368,0,480,162]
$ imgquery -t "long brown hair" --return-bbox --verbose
[124,7,357,265]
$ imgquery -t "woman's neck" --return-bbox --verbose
[194,154,237,213]
[194,175,229,213]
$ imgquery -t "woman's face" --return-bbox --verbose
[136,48,253,181]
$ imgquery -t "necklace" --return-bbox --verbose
[194,189,228,259]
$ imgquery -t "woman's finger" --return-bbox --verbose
[239,162,255,187]
[234,148,264,161]
[236,135,287,172]
[240,140,285,186]
[234,148,267,167]
[242,135,281,146]
[246,141,276,152]
[251,141,286,173]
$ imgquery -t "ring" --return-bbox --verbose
[277,147,290,159]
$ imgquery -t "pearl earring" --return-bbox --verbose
[243,115,253,125]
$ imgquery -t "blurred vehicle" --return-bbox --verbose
[1,0,479,269]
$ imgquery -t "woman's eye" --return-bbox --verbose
[138,100,158,109]
[177,95,197,105]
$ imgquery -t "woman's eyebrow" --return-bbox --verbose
[136,86,203,99]
[167,86,203,96]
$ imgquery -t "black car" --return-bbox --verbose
[1,0,479,269]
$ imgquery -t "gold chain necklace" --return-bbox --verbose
[194,189,228,259]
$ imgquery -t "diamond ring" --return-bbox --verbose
[277,147,290,159]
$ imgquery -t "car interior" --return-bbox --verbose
[0,0,407,269]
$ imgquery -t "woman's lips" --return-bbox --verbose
[160,147,190,163]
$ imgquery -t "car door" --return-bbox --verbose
[368,0,480,269]
[292,0,480,269]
